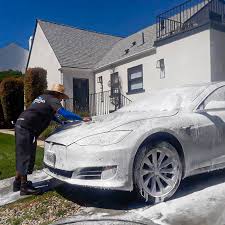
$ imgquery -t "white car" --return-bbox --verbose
[44,82,225,204]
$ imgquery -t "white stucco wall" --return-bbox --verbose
[210,29,225,82]
[0,43,28,73]
[27,23,62,88]
[156,29,211,87]
[95,29,211,102]
[95,53,157,102]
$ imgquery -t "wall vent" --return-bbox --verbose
[125,49,129,54]
[131,41,136,47]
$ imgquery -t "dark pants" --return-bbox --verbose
[15,125,37,176]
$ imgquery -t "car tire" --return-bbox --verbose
[134,141,182,204]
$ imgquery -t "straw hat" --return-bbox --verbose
[45,84,69,99]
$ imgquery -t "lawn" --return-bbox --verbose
[0,133,81,225]
[0,191,80,225]
[0,133,44,180]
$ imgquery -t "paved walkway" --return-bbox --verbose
[0,129,44,147]
[0,170,60,206]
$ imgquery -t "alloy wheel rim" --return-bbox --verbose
[140,147,180,197]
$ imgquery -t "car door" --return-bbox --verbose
[195,86,225,169]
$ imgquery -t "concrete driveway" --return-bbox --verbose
[1,169,225,225]
[53,169,225,225]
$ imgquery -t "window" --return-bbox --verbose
[198,86,225,110]
[127,65,144,94]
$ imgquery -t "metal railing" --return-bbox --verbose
[64,91,132,117]
[156,0,225,40]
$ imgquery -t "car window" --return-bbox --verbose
[198,86,225,110]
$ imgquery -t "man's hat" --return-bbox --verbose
[45,84,69,99]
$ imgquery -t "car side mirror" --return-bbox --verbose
[204,101,225,111]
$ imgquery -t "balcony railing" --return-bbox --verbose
[64,91,132,117]
[156,0,225,40]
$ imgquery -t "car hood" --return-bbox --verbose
[46,110,178,146]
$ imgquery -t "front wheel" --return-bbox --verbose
[134,142,182,204]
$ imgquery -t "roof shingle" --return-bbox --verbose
[38,20,123,69]
[95,24,156,69]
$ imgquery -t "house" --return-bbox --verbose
[27,20,122,113]
[0,43,28,73]
[27,0,225,115]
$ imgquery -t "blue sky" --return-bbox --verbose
[0,0,182,49]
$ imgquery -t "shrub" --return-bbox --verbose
[0,70,23,82]
[0,70,23,128]
[39,122,59,140]
[0,77,24,127]
[0,102,4,128]
[24,68,47,108]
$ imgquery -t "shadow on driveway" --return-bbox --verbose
[54,168,225,211]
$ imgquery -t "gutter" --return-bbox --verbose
[94,47,156,73]
[58,68,64,85]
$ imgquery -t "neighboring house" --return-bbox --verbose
[0,43,28,73]
[27,0,225,115]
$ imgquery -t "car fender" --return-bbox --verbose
[127,127,187,188]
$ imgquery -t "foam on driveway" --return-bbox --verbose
[0,170,53,206]
[134,170,225,225]
[53,169,225,225]
[1,169,225,225]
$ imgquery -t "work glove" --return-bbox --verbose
[83,117,92,122]
[61,121,70,126]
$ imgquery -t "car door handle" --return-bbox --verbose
[182,125,194,129]
[181,125,194,130]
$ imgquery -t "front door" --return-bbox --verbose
[73,78,89,112]
[110,72,120,96]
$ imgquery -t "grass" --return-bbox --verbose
[0,133,44,180]
[0,191,80,225]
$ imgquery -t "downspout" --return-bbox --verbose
[58,68,65,107]
[58,68,63,85]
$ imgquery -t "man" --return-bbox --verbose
[13,84,90,195]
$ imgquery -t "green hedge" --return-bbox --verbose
[0,70,23,128]
[0,102,4,128]
[24,68,47,108]
[39,122,59,140]
[0,70,23,82]
[0,77,24,126]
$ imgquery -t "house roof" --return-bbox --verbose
[95,24,156,69]
[36,1,212,71]
[0,43,28,73]
[38,20,123,69]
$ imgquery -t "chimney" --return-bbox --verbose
[29,36,33,50]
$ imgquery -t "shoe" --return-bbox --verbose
[20,182,42,196]
[13,179,21,192]
[13,180,33,192]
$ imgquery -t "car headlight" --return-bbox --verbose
[75,130,132,146]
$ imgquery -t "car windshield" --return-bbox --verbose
[119,85,207,113]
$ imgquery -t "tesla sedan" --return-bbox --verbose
[43,82,225,203]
